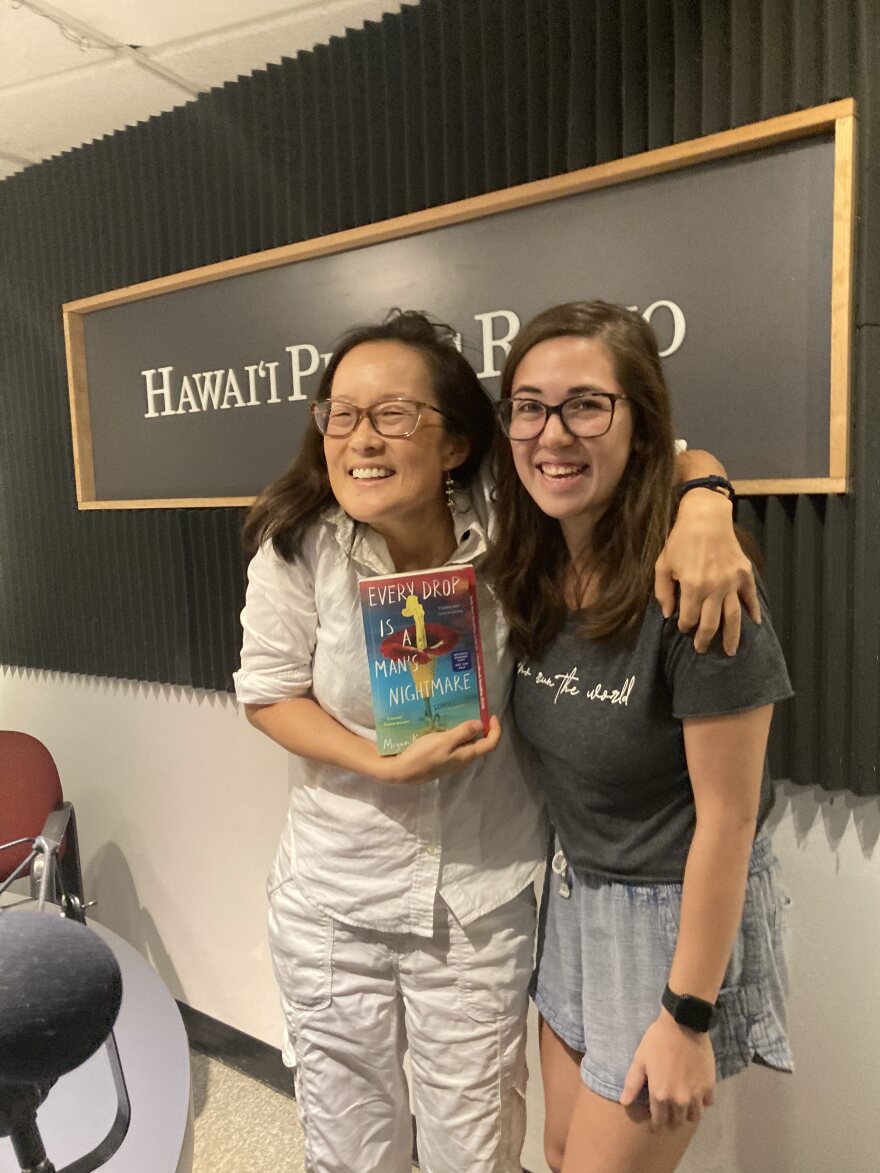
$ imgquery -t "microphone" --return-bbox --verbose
[0,911,124,1172]
[0,912,122,1084]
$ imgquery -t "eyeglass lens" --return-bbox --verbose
[316,400,421,437]
[502,394,617,439]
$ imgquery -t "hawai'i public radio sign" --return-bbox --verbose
[63,99,856,508]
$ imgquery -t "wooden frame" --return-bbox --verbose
[63,99,857,508]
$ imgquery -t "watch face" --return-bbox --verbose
[676,995,714,1032]
[662,985,716,1032]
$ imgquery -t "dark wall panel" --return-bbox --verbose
[0,0,876,792]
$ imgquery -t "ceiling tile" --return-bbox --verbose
[0,3,114,88]
[0,56,191,162]
[152,1,400,89]
[0,1,402,179]
[0,158,26,181]
[46,1,325,48]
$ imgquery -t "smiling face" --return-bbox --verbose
[323,340,469,557]
[508,334,633,554]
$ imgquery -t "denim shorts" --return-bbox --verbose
[530,835,793,1103]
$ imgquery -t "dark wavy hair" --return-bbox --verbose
[243,309,496,558]
[486,300,676,658]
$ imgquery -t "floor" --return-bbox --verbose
[190,1051,305,1172]
[190,1052,419,1172]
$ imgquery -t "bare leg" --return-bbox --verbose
[561,1081,698,1173]
[538,1017,585,1173]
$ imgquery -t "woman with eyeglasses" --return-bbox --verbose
[489,301,792,1173]
[234,309,752,1173]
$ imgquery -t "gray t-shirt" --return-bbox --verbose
[512,583,793,883]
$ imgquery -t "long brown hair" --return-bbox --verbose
[243,310,495,559]
[487,301,675,658]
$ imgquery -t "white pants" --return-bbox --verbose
[267,878,536,1173]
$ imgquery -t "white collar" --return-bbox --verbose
[320,493,489,577]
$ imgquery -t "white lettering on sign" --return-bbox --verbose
[142,367,176,418]
[285,344,320,401]
[640,301,686,358]
[141,303,686,420]
[474,310,521,379]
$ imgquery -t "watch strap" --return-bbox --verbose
[661,983,719,1033]
[675,475,736,507]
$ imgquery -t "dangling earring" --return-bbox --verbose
[445,470,457,515]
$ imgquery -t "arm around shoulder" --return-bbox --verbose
[657,449,759,656]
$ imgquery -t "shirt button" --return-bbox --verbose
[424,843,439,856]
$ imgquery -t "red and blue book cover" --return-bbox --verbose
[358,564,490,756]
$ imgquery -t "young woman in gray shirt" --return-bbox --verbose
[489,301,793,1173]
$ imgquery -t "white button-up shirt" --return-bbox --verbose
[234,487,546,937]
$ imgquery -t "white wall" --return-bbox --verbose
[678,780,880,1173]
[2,665,879,1172]
[0,664,291,1045]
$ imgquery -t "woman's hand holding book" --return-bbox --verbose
[377,715,501,785]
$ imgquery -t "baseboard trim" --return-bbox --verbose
[177,1002,293,1099]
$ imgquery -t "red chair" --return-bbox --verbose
[0,730,85,917]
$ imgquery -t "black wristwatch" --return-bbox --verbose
[661,984,719,1033]
[675,475,736,507]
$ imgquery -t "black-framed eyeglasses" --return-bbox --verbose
[311,397,449,438]
[495,392,628,441]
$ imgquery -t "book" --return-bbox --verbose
[358,564,490,756]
